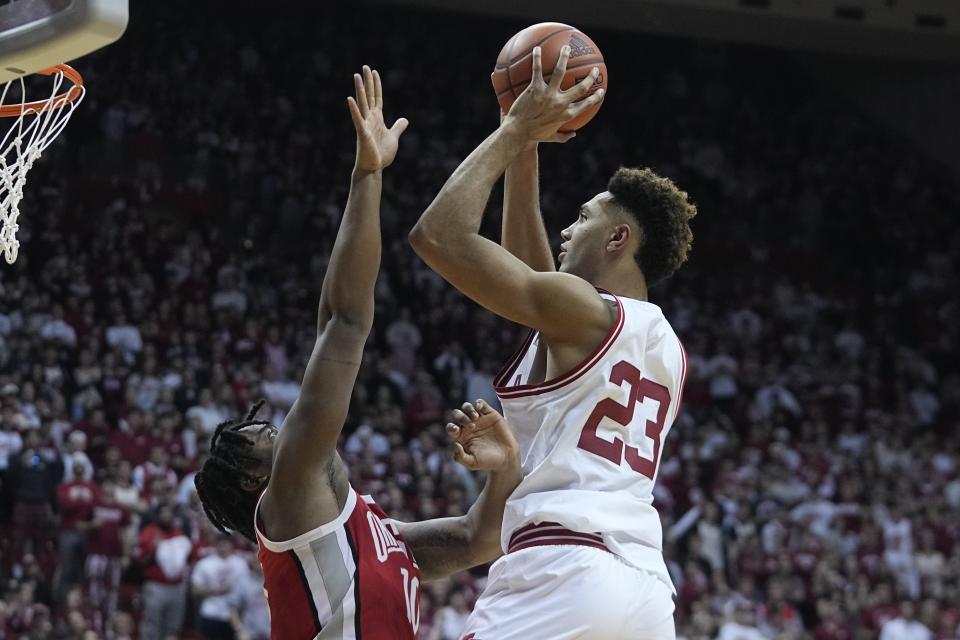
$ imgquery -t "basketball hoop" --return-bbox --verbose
[0,64,85,264]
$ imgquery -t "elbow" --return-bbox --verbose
[469,535,503,567]
[408,222,433,256]
[327,308,374,335]
[408,219,450,261]
[464,514,501,566]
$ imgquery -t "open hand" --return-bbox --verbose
[502,45,603,143]
[446,400,520,472]
[347,66,409,172]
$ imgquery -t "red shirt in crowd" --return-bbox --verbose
[861,603,900,630]
[109,430,152,466]
[136,523,191,584]
[814,620,853,640]
[56,480,100,531]
[87,499,131,557]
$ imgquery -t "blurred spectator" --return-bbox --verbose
[136,504,192,640]
[426,587,471,640]
[85,479,132,621]
[55,462,99,601]
[9,433,61,560]
[191,536,249,640]
[880,601,933,640]
[187,388,230,437]
[61,430,94,482]
[228,555,270,640]
[717,602,766,640]
[133,446,177,500]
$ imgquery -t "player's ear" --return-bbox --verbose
[606,223,632,253]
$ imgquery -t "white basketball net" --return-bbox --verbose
[0,70,84,264]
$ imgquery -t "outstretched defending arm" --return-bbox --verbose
[396,400,521,582]
[270,67,408,497]
[409,47,608,348]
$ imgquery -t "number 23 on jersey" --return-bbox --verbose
[576,360,671,480]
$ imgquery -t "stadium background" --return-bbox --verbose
[0,1,958,638]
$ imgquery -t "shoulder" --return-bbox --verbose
[533,273,613,341]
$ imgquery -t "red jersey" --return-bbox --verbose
[56,480,99,530]
[256,489,421,639]
[137,524,191,584]
[87,500,131,557]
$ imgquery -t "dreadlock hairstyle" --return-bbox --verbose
[194,400,270,542]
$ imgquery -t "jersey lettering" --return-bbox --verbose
[367,511,406,563]
[576,360,671,480]
[400,566,421,633]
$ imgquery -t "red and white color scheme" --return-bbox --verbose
[255,489,421,640]
[464,292,686,639]
[492,292,686,581]
[462,545,676,640]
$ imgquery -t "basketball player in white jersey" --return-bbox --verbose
[410,46,696,639]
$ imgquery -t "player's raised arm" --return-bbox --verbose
[409,47,608,348]
[396,400,521,582]
[499,112,555,272]
[271,67,408,492]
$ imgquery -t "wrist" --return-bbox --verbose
[352,166,383,181]
[497,118,534,150]
[489,453,522,485]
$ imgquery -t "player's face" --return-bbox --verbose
[237,423,278,486]
[558,191,618,279]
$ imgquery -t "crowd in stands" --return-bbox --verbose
[0,3,957,639]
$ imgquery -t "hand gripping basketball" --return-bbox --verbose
[446,400,520,472]
[502,45,604,144]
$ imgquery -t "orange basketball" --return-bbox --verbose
[492,22,607,132]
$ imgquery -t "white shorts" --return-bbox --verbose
[463,545,676,640]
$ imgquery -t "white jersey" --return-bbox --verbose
[494,292,687,587]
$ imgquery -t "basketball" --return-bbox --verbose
[492,22,607,132]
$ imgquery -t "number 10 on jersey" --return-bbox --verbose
[576,360,670,480]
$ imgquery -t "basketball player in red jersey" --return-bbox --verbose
[195,67,521,639]
[411,47,696,638]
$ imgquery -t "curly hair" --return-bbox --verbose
[607,167,697,286]
[194,400,270,542]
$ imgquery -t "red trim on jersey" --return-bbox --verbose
[506,521,611,554]
[675,338,688,416]
[492,329,536,389]
[495,293,625,399]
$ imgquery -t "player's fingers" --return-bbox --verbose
[549,45,570,90]
[452,442,475,468]
[531,47,544,86]
[346,97,365,131]
[446,423,461,438]
[564,67,600,101]
[353,73,369,117]
[450,409,474,428]
[362,66,376,110]
[461,402,480,421]
[567,88,605,118]
[551,131,577,143]
[390,117,409,137]
[373,69,383,108]
[475,399,495,416]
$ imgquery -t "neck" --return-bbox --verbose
[590,262,648,301]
